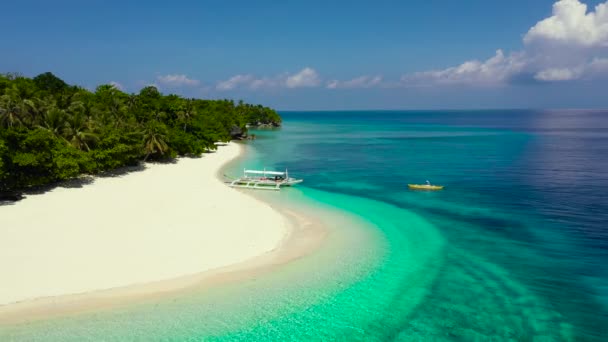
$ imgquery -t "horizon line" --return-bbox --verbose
[275,108,608,112]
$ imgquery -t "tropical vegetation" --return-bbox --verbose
[0,72,281,194]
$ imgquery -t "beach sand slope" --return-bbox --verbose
[0,142,288,306]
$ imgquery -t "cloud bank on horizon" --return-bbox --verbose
[214,67,321,91]
[125,0,608,94]
[157,74,200,87]
[409,0,608,85]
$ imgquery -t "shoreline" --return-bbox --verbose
[0,142,327,324]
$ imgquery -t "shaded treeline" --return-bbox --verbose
[0,72,281,193]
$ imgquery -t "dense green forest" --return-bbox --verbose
[0,72,281,195]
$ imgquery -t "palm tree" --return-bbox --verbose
[67,100,85,116]
[109,95,127,124]
[141,122,169,161]
[0,89,38,129]
[0,94,25,128]
[177,99,197,132]
[23,96,48,127]
[39,107,67,137]
[63,112,99,151]
[126,94,138,111]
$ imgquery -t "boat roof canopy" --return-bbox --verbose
[244,170,286,176]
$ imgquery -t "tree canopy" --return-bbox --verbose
[0,72,281,193]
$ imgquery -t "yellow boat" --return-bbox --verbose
[408,184,444,190]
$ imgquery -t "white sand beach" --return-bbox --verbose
[0,142,290,306]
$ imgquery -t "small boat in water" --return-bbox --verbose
[408,184,444,190]
[408,180,444,191]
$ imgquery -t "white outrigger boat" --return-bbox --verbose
[228,169,303,190]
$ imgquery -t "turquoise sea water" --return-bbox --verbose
[2,110,607,340]
[234,110,608,340]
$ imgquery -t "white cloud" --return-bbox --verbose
[139,0,608,95]
[215,73,282,91]
[402,0,608,85]
[403,50,527,85]
[109,81,124,90]
[535,67,582,81]
[215,68,321,90]
[534,57,608,81]
[326,80,339,89]
[326,75,383,89]
[524,0,608,47]
[285,67,321,88]
[212,1,608,91]
[157,74,200,87]
[250,77,283,89]
[216,74,254,90]
[588,57,608,72]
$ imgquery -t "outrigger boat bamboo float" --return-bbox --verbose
[227,169,303,191]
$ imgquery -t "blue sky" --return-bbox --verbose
[2,0,608,110]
